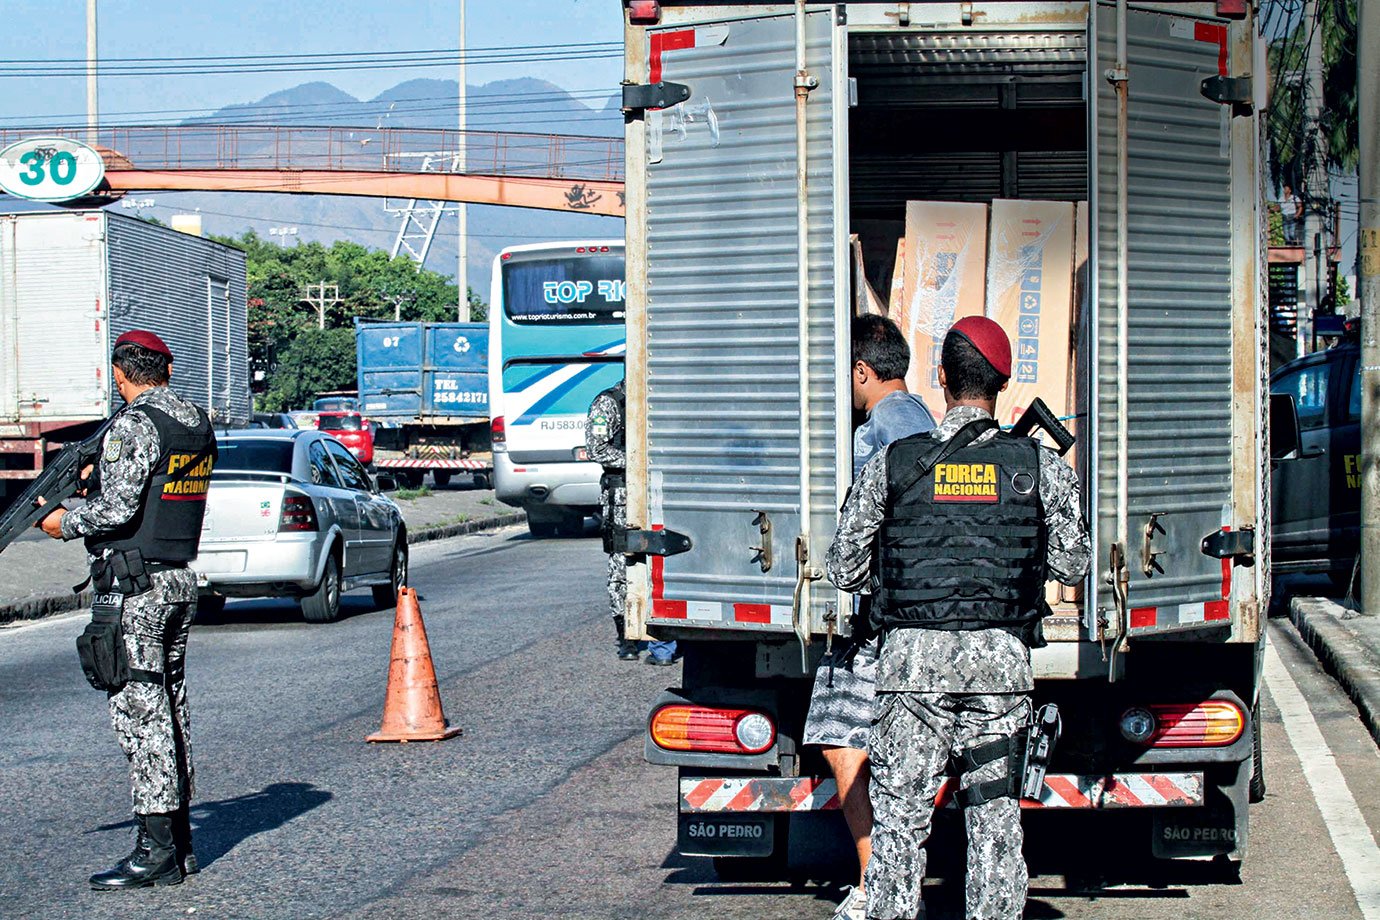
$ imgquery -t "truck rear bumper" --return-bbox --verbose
[680,773,1205,812]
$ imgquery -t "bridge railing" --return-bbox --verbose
[0,125,624,181]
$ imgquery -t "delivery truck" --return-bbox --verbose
[0,208,249,509]
[620,0,1270,879]
[355,319,492,488]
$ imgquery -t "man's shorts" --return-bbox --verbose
[802,635,880,751]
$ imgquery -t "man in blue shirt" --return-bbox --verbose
[805,315,935,920]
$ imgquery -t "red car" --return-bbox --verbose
[316,411,374,466]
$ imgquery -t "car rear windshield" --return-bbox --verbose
[215,439,295,473]
[319,415,362,431]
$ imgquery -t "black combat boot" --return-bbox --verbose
[89,813,183,890]
[614,616,639,660]
[172,804,198,875]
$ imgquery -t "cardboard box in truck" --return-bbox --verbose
[985,199,1075,430]
[896,201,988,416]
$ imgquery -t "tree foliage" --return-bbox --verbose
[209,232,487,409]
[1266,0,1358,193]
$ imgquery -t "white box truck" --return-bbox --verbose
[620,0,1270,879]
[0,209,249,507]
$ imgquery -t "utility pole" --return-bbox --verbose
[1359,0,1379,616]
[1298,0,1330,358]
[303,282,340,330]
[456,0,470,322]
[86,0,98,147]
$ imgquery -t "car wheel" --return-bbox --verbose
[555,512,586,538]
[195,595,226,620]
[301,553,342,623]
[432,470,452,488]
[372,540,408,609]
[527,518,558,538]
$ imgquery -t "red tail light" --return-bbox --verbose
[1123,702,1245,748]
[278,494,319,532]
[491,415,506,446]
[627,1,661,24]
[649,704,775,755]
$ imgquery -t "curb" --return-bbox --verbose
[1289,596,1380,747]
[0,510,527,629]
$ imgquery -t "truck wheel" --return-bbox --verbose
[432,470,452,488]
[1249,703,1266,803]
[472,472,492,490]
[372,540,408,609]
[301,554,342,623]
[397,470,424,490]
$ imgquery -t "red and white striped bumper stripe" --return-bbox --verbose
[374,458,489,470]
[679,773,1205,812]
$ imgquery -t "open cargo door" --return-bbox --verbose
[640,9,847,641]
[1093,4,1239,637]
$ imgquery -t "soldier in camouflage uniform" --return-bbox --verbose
[40,330,215,890]
[585,378,676,664]
[585,380,634,658]
[825,317,1090,920]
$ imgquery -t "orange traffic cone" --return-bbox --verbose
[366,587,463,743]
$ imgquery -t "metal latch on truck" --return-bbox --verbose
[1201,527,1256,567]
[613,527,692,557]
[621,81,691,116]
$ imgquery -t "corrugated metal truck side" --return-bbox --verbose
[623,1,1268,879]
[0,210,249,509]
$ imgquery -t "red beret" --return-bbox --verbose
[114,330,173,360]
[949,316,1012,378]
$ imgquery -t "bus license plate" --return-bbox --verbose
[678,815,774,857]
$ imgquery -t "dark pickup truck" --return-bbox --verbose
[1270,339,1362,590]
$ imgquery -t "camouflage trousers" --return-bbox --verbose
[109,568,196,815]
[601,482,627,621]
[866,691,1031,920]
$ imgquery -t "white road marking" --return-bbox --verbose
[1264,636,1380,919]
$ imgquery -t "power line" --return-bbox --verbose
[0,41,620,65]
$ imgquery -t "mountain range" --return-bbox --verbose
[150,77,626,298]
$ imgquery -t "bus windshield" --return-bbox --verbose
[502,255,625,324]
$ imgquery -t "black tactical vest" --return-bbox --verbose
[87,403,217,564]
[593,382,626,467]
[869,426,1047,639]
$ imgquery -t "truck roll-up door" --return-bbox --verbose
[1093,4,1239,637]
[638,9,847,641]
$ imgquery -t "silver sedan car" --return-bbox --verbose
[190,430,407,622]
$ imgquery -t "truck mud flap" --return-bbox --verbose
[1151,760,1250,860]
[678,814,774,858]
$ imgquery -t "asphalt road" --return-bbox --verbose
[0,529,1377,920]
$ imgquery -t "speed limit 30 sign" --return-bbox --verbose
[0,137,106,202]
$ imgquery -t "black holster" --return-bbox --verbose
[600,470,625,554]
[75,593,165,694]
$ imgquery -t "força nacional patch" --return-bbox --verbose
[933,461,999,502]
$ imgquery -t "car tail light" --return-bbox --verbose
[491,415,506,447]
[649,704,776,755]
[278,494,319,533]
[1122,702,1245,748]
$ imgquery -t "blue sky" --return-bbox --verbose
[0,0,624,124]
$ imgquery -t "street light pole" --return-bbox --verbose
[457,0,470,322]
[86,0,98,147]
[1359,0,1379,615]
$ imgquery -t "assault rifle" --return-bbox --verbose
[1009,397,1077,456]
[0,415,118,555]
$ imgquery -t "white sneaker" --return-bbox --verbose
[832,885,867,920]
